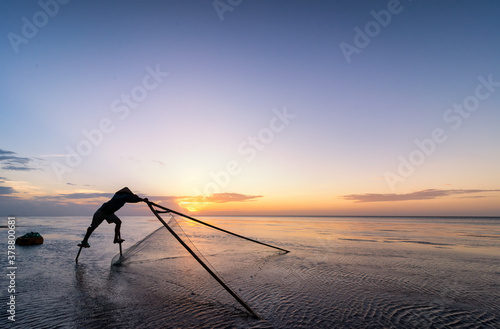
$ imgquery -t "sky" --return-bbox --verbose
[1,0,499,217]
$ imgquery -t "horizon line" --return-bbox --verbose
[10,214,500,219]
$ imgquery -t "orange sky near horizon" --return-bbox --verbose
[176,191,500,217]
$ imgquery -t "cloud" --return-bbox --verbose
[177,193,263,204]
[145,195,178,202]
[0,190,173,216]
[0,155,30,163]
[207,193,263,203]
[0,186,16,195]
[340,189,500,203]
[153,160,166,166]
[0,176,16,195]
[0,196,98,216]
[2,165,36,171]
[32,192,113,203]
[59,192,112,199]
[0,149,39,171]
[66,182,94,187]
[37,154,72,158]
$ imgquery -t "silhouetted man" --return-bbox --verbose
[79,187,148,248]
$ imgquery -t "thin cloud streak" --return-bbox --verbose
[177,193,263,204]
[341,189,500,203]
[59,192,112,199]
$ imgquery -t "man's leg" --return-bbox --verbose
[114,219,122,243]
[106,214,124,243]
[82,226,95,243]
[81,211,105,247]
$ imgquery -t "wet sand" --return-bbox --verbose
[1,215,499,328]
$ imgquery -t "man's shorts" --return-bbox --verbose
[90,210,121,229]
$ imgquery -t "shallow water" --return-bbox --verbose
[1,215,499,328]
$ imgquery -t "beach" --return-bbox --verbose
[1,215,499,328]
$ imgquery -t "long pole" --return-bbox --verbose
[75,246,83,263]
[118,233,123,257]
[147,201,289,253]
[147,203,260,319]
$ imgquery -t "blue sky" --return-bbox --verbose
[1,0,499,216]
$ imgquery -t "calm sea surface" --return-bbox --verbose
[1,215,499,328]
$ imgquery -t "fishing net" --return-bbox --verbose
[111,209,287,315]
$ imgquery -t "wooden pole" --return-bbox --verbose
[147,201,289,253]
[118,232,123,257]
[75,245,83,263]
[147,202,260,319]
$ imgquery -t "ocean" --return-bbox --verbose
[1,215,499,328]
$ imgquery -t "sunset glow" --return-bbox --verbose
[178,199,214,213]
